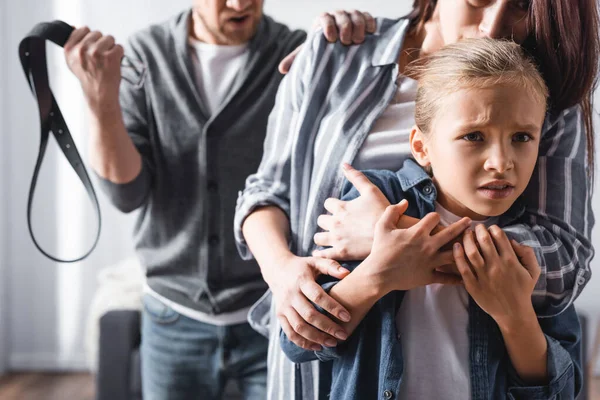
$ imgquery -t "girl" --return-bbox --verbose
[280,38,581,400]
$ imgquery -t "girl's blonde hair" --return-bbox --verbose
[407,38,549,134]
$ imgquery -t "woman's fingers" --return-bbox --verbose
[311,247,342,260]
[409,212,441,236]
[316,214,333,231]
[377,201,408,232]
[310,257,350,279]
[323,197,346,215]
[279,315,321,351]
[291,293,347,344]
[432,217,471,250]
[341,163,387,200]
[282,308,337,348]
[299,279,351,323]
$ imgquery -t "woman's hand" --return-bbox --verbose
[362,201,470,295]
[278,10,377,74]
[453,225,541,327]
[313,164,419,261]
[268,253,352,351]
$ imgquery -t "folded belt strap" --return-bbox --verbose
[19,20,101,263]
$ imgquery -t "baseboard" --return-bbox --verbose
[9,352,89,371]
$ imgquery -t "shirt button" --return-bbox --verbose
[209,235,220,246]
[383,390,393,399]
[423,184,433,194]
[577,276,586,285]
[207,180,218,192]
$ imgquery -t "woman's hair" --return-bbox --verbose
[406,0,599,177]
[409,38,548,135]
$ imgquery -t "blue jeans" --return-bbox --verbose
[141,294,268,400]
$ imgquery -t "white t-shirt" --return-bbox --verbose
[396,203,497,400]
[144,285,251,326]
[353,75,417,171]
[189,38,249,116]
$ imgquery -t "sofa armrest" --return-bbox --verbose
[96,310,141,400]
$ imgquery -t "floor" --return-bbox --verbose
[0,373,94,400]
[0,373,599,399]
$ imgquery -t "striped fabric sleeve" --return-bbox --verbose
[233,32,317,260]
[503,105,594,317]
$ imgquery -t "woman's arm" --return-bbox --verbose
[235,31,357,351]
[502,105,594,316]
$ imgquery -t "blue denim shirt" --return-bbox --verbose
[280,160,583,400]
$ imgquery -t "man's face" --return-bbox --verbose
[193,0,264,45]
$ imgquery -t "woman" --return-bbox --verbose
[235,1,599,398]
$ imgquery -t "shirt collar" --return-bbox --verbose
[395,159,432,191]
[370,18,411,67]
[396,159,526,226]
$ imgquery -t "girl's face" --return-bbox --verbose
[423,0,530,53]
[410,84,546,220]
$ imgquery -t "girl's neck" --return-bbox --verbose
[432,180,489,221]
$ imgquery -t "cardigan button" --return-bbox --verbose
[423,184,433,195]
[383,390,393,399]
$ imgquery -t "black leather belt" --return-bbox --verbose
[19,20,101,263]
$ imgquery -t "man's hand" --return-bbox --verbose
[64,26,124,114]
[279,10,377,74]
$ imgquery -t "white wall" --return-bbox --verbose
[0,0,8,376]
[2,0,599,373]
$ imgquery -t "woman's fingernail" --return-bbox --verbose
[335,330,348,340]
[325,338,337,347]
[341,163,351,170]
[339,267,349,273]
[311,344,322,351]
[453,243,460,251]
[339,311,351,322]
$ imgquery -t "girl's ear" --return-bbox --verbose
[410,126,431,168]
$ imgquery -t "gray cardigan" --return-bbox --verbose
[97,9,306,314]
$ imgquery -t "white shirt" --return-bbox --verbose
[353,75,418,171]
[396,203,497,400]
[189,39,249,116]
[144,285,251,326]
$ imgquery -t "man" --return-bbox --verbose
[64,1,373,398]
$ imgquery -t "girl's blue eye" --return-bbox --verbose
[462,132,483,141]
[513,133,532,142]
